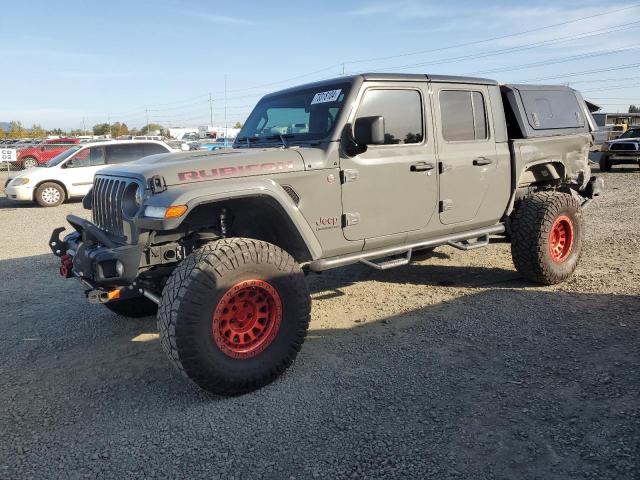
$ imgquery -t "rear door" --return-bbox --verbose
[341,84,438,240]
[105,142,169,165]
[431,84,498,225]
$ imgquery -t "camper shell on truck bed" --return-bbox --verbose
[50,72,601,396]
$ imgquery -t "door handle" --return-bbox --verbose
[410,162,435,172]
[473,157,493,166]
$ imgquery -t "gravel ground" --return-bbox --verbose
[0,164,638,479]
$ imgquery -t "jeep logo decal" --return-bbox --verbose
[178,161,295,181]
[315,216,340,231]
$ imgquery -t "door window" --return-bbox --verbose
[66,147,106,168]
[440,90,488,142]
[356,89,424,145]
[106,144,146,164]
[144,143,169,155]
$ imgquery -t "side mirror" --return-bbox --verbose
[354,116,385,146]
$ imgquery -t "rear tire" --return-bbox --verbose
[158,238,311,395]
[510,191,583,285]
[104,296,158,318]
[22,157,38,169]
[34,182,65,207]
[599,155,612,172]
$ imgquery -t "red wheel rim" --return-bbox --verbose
[212,279,282,359]
[548,215,574,263]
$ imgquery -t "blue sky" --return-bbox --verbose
[1,0,639,130]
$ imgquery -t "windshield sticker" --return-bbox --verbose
[311,89,342,105]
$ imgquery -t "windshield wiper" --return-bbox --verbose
[266,134,295,148]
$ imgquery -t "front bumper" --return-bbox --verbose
[607,151,640,163]
[50,214,144,288]
[4,184,33,201]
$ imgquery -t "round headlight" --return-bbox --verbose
[122,183,144,218]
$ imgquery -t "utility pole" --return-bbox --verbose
[107,114,111,138]
[209,92,214,128]
[145,107,149,135]
[224,75,228,138]
[82,117,86,136]
[342,63,345,76]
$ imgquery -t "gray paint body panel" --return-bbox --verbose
[85,73,594,265]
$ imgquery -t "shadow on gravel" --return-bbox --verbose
[1,253,639,478]
[307,260,525,298]
[0,197,83,209]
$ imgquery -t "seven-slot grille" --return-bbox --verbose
[92,176,128,238]
[610,142,638,152]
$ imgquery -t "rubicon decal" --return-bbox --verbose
[178,161,295,181]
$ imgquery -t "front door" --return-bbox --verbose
[431,84,498,225]
[341,84,438,241]
[64,146,106,196]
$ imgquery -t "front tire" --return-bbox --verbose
[510,191,583,285]
[34,182,65,207]
[158,238,311,395]
[599,155,612,172]
[104,296,158,318]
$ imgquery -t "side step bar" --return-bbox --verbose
[447,234,490,251]
[309,224,506,272]
[360,250,412,270]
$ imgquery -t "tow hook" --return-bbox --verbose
[87,288,122,304]
[59,254,74,278]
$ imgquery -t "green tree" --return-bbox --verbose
[111,122,130,137]
[139,123,163,135]
[29,124,46,138]
[48,128,64,136]
[8,121,27,139]
[233,121,243,129]
[629,105,640,114]
[92,123,110,135]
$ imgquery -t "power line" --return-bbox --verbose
[367,21,640,73]
[346,3,640,66]
[514,62,640,82]
[469,44,640,76]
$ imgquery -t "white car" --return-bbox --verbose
[4,140,176,207]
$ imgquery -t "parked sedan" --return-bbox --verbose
[5,140,176,207]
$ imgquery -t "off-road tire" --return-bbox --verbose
[34,182,65,207]
[22,157,38,169]
[104,296,158,318]
[158,238,311,395]
[510,191,583,285]
[599,155,612,172]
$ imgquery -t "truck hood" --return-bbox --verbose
[99,148,305,186]
[608,137,640,144]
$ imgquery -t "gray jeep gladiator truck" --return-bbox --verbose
[50,73,602,395]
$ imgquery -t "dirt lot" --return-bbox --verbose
[0,165,638,479]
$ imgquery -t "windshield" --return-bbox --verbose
[45,146,81,167]
[236,82,352,146]
[619,128,640,139]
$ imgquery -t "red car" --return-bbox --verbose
[17,138,80,169]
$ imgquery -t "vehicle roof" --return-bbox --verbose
[76,139,172,148]
[263,73,499,98]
